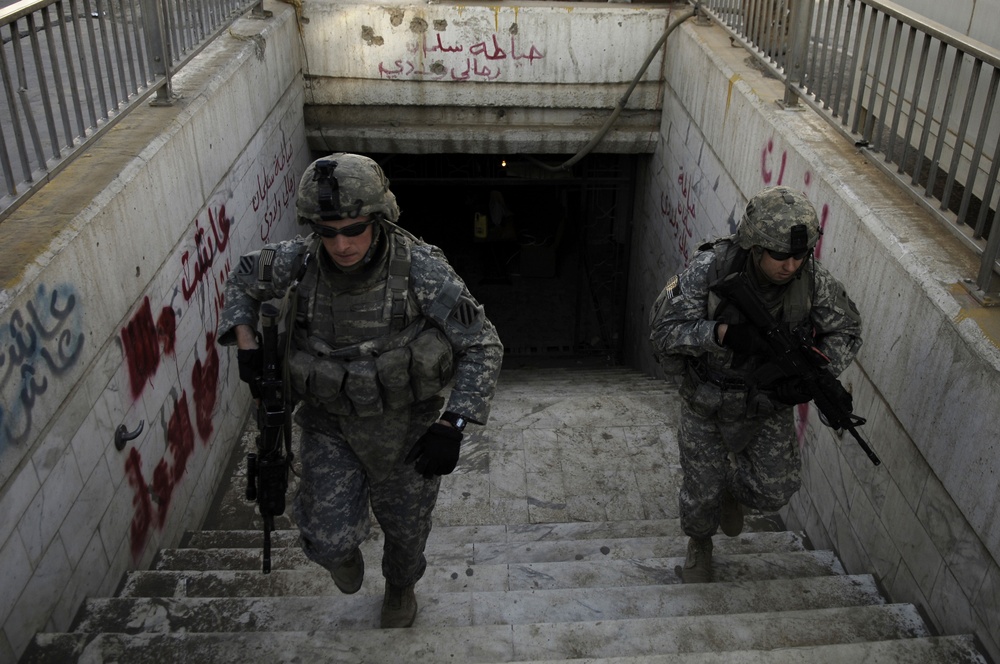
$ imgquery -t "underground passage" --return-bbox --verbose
[355,151,641,363]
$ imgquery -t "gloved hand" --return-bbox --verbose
[721,323,770,357]
[237,347,262,398]
[771,377,813,405]
[815,370,854,413]
[405,422,463,478]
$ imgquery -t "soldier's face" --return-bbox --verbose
[314,216,375,268]
[758,248,805,284]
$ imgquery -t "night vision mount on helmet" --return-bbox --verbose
[735,186,821,255]
[297,153,400,225]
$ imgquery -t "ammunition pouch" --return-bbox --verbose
[287,326,455,416]
[344,358,383,417]
[376,346,414,410]
[409,327,455,401]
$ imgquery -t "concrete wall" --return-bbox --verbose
[895,0,1000,48]
[0,3,308,660]
[300,0,676,154]
[625,17,1000,661]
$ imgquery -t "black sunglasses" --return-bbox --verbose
[765,248,809,261]
[311,220,374,238]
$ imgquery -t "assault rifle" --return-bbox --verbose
[710,272,881,466]
[245,302,292,573]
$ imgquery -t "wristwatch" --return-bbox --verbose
[440,411,468,432]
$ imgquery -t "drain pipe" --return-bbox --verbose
[525,4,699,172]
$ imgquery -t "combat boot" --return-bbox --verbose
[719,487,744,537]
[380,582,418,628]
[330,547,364,594]
[681,537,713,583]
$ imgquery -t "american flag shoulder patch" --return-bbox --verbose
[257,248,276,282]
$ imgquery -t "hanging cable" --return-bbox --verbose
[523,5,699,173]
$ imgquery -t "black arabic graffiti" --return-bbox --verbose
[0,284,84,448]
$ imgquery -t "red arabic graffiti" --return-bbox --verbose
[122,299,178,400]
[659,168,697,264]
[181,205,232,302]
[123,192,232,560]
[379,33,544,80]
[761,138,787,186]
[796,403,810,444]
[121,299,158,400]
[154,393,196,526]
[253,136,297,243]
[125,390,199,563]
[124,447,153,561]
[191,333,219,442]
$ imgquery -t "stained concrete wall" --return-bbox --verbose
[624,17,1000,661]
[0,3,308,660]
[300,0,676,154]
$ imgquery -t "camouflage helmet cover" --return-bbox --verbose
[296,153,399,224]
[735,186,821,253]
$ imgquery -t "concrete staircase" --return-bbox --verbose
[20,364,989,663]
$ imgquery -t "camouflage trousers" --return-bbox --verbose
[292,422,442,587]
[677,396,801,539]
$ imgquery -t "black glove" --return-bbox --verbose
[237,348,262,398]
[721,323,770,357]
[815,370,854,413]
[771,377,813,405]
[405,422,463,478]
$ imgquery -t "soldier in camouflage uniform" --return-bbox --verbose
[648,186,862,583]
[218,153,503,626]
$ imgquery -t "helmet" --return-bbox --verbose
[735,186,821,254]
[296,153,399,224]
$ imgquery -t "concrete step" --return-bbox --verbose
[20,366,989,664]
[184,514,783,549]
[76,575,884,632]
[151,531,809,571]
[118,550,846,598]
[21,604,952,664]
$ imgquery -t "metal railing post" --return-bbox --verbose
[250,0,271,20]
[782,0,812,107]
[139,0,173,105]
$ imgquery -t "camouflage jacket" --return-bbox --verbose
[649,238,862,380]
[218,228,503,425]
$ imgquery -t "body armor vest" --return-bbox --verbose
[286,228,455,417]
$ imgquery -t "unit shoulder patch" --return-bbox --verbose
[449,295,483,333]
[666,275,681,298]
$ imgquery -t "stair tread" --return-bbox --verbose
[185,516,784,548]
[20,365,989,664]
[120,550,846,597]
[77,575,884,632]
[22,604,942,663]
[154,531,809,571]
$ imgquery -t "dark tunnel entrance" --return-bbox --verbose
[367,152,638,366]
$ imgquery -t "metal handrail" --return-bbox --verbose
[1,0,267,222]
[697,0,1000,302]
